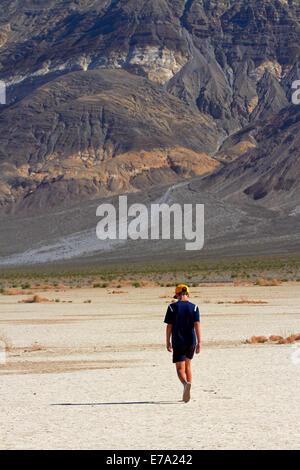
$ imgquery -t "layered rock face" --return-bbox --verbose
[0,0,300,213]
[0,69,218,211]
[202,104,300,212]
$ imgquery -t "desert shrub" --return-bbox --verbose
[255,278,282,286]
[22,282,31,289]
[93,282,108,288]
[21,295,50,303]
[277,338,288,344]
[251,336,268,343]
[269,335,283,341]
[246,333,300,345]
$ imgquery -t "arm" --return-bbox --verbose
[194,321,201,354]
[166,324,173,352]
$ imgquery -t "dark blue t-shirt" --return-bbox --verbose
[164,301,200,348]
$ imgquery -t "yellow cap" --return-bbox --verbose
[174,284,189,298]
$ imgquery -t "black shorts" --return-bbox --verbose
[172,344,196,363]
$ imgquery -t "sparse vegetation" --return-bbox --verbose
[20,295,50,303]
[255,278,282,286]
[0,253,299,287]
[21,282,31,290]
[244,334,300,345]
[218,299,268,304]
[93,282,109,288]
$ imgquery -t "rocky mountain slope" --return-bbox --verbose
[0,68,218,212]
[0,0,300,263]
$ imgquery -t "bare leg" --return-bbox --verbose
[185,358,192,383]
[176,361,187,385]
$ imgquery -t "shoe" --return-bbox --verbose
[183,382,191,403]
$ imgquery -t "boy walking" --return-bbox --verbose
[164,284,201,403]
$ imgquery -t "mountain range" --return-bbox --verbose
[0,0,300,265]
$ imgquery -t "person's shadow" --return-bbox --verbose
[51,400,182,406]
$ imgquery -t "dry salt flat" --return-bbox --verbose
[0,284,300,450]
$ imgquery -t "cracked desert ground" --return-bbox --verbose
[1,283,300,450]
